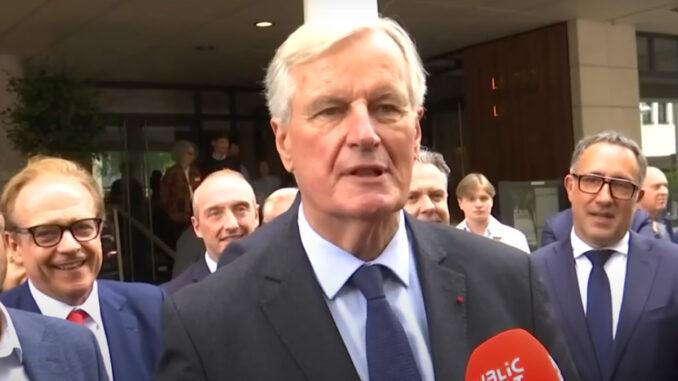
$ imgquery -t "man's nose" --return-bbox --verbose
[221,211,239,232]
[56,230,82,253]
[419,196,435,214]
[345,105,381,150]
[595,182,614,203]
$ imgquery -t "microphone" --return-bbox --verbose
[465,328,562,381]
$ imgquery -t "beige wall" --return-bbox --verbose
[568,19,641,144]
[0,55,26,191]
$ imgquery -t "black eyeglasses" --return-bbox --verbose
[571,173,639,200]
[10,218,103,248]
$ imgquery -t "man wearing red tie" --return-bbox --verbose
[0,157,164,381]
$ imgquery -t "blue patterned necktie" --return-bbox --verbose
[584,249,614,375]
[350,264,422,381]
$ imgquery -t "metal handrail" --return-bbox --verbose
[110,205,176,280]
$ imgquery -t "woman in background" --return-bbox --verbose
[160,140,201,247]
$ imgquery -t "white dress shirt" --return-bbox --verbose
[0,302,29,381]
[29,280,114,380]
[298,204,435,381]
[570,229,629,338]
[456,215,531,253]
[204,252,218,273]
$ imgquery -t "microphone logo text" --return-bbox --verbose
[480,357,524,381]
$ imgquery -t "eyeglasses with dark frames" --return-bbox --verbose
[10,218,103,248]
[571,173,639,200]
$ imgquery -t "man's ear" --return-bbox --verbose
[271,118,294,173]
[191,216,203,239]
[413,107,423,158]
[564,175,575,203]
[635,188,645,203]
[4,232,23,266]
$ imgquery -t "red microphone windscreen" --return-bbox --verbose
[465,328,561,381]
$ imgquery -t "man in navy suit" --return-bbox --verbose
[638,166,677,243]
[533,131,678,381]
[540,207,652,247]
[0,157,164,381]
[0,213,107,381]
[162,169,259,295]
[158,17,580,380]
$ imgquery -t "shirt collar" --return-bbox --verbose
[457,218,494,238]
[570,228,629,259]
[298,203,411,300]
[29,280,104,329]
[204,252,217,273]
[0,302,23,363]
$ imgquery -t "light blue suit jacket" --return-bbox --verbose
[8,307,107,381]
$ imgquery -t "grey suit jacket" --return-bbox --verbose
[8,307,107,381]
[158,205,580,380]
[533,232,678,381]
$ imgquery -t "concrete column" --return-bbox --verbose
[0,55,26,190]
[303,0,377,23]
[568,19,641,144]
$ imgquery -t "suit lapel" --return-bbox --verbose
[99,283,144,381]
[544,239,601,380]
[609,233,659,377]
[406,217,467,381]
[190,258,210,283]
[259,209,358,381]
[12,282,42,313]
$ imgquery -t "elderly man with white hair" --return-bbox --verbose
[158,17,578,381]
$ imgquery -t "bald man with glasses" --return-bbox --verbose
[533,131,678,381]
[0,156,165,381]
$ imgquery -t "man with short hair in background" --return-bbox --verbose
[405,149,451,224]
[0,156,164,381]
[262,187,298,224]
[200,132,240,177]
[533,131,678,381]
[638,166,677,243]
[162,169,259,295]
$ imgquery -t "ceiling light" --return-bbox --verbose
[255,21,274,28]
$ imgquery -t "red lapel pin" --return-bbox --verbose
[456,295,465,304]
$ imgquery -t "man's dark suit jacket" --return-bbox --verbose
[172,227,205,278]
[541,208,652,247]
[158,205,580,380]
[533,232,678,381]
[1,280,165,381]
[8,307,108,381]
[162,257,210,296]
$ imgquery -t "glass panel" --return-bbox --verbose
[640,102,652,125]
[637,36,650,72]
[202,91,230,114]
[654,38,678,73]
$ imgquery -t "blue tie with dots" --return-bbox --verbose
[584,249,614,375]
[350,264,421,381]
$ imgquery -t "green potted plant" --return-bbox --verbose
[1,69,105,163]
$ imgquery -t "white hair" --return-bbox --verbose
[264,17,427,123]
